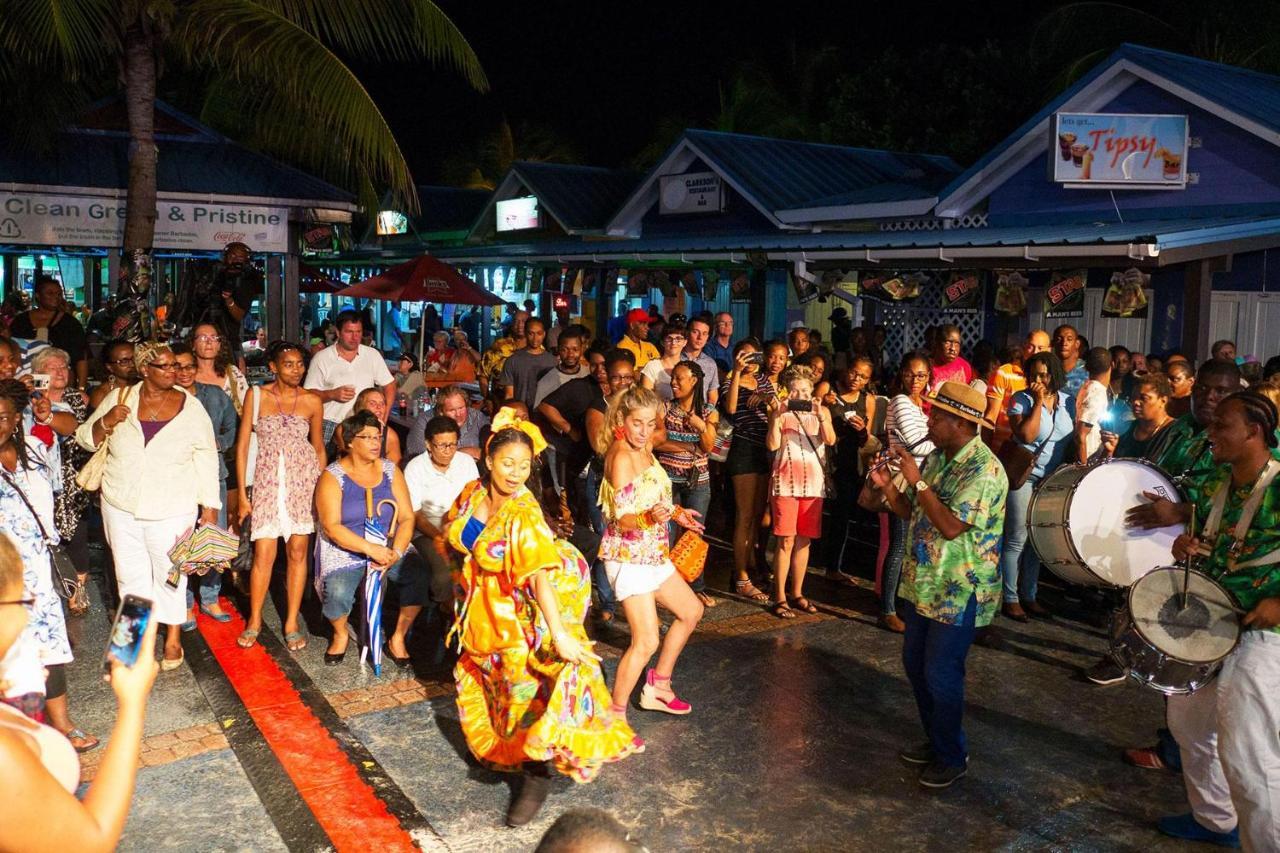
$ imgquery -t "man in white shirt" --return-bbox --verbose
[304,311,396,442]
[1075,346,1113,464]
[532,326,589,408]
[682,315,720,405]
[404,414,479,606]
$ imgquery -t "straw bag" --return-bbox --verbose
[77,385,132,492]
[670,530,709,583]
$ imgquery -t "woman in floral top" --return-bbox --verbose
[655,361,718,608]
[766,366,836,618]
[599,386,704,720]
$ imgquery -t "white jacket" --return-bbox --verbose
[75,382,222,520]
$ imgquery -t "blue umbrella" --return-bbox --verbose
[362,494,400,676]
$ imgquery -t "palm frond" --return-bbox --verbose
[173,0,419,211]
[0,0,119,76]
[253,0,488,91]
[1030,2,1183,58]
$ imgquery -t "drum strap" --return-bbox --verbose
[1203,458,1280,569]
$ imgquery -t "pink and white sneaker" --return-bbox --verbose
[639,669,692,715]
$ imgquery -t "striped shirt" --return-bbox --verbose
[720,376,777,446]
[885,395,935,463]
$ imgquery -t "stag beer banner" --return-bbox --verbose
[993,270,1029,317]
[1101,267,1150,318]
[942,271,981,313]
[1045,269,1087,318]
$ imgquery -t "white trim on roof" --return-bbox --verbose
[464,167,602,243]
[441,243,1160,264]
[776,196,939,224]
[937,58,1280,218]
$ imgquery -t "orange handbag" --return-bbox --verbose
[670,530,709,583]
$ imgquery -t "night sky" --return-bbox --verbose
[359,0,1055,183]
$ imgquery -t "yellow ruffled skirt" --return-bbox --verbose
[454,538,641,782]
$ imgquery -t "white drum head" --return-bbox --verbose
[1130,567,1239,663]
[1067,460,1181,585]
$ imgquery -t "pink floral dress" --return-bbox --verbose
[251,412,321,540]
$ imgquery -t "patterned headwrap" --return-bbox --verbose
[133,341,172,373]
[488,406,547,455]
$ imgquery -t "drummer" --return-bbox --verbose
[1155,391,1280,849]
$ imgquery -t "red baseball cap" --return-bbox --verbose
[626,308,651,324]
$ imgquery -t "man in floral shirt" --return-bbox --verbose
[870,381,1007,789]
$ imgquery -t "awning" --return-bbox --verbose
[335,254,504,305]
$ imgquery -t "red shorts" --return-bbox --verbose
[771,496,823,539]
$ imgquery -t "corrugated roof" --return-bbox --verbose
[682,129,961,212]
[0,99,355,206]
[437,214,1280,260]
[413,186,490,233]
[509,162,640,232]
[938,44,1280,205]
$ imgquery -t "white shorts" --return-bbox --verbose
[604,559,676,602]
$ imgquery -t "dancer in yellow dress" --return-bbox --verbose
[445,409,641,827]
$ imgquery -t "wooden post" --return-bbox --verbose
[266,253,284,342]
[749,267,767,340]
[1181,257,1228,361]
[284,223,301,342]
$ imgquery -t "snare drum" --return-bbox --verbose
[1110,566,1241,694]
[1027,458,1183,587]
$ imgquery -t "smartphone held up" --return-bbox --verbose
[104,595,153,673]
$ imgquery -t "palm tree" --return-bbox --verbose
[0,1,487,289]
[441,117,581,190]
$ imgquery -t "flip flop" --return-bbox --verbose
[236,628,260,649]
[61,727,100,753]
[199,604,233,623]
[284,631,307,652]
[789,596,819,614]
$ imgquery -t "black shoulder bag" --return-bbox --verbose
[1,468,82,601]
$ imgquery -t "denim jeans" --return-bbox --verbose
[902,595,977,768]
[1000,479,1041,604]
[583,463,616,615]
[882,514,909,616]
[186,481,228,609]
[668,478,711,593]
[320,553,427,622]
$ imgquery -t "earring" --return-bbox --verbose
[613,426,626,441]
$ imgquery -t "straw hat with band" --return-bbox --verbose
[928,381,994,429]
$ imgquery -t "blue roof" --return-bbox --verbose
[437,214,1280,260]
[507,162,640,232]
[0,99,355,206]
[681,129,961,212]
[938,43,1280,204]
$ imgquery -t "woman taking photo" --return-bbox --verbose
[29,347,93,617]
[600,386,705,719]
[0,533,160,850]
[171,343,237,626]
[0,381,95,751]
[1001,352,1074,621]
[640,323,687,401]
[9,276,88,389]
[879,355,936,633]
[332,386,403,466]
[447,411,640,827]
[76,343,222,669]
[236,341,325,651]
[822,357,876,580]
[720,338,775,603]
[766,366,836,618]
[655,360,718,609]
[313,411,420,665]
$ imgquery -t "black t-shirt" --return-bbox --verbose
[536,376,603,466]
[10,310,87,367]
[179,263,262,341]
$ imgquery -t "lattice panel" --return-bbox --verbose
[875,280,986,368]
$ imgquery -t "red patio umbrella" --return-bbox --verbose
[299,263,343,293]
[334,255,503,306]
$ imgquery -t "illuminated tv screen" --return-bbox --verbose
[496,196,540,232]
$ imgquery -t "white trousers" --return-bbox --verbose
[101,500,195,627]
[1167,630,1280,852]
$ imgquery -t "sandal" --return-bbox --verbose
[68,579,91,616]
[770,601,796,619]
[734,579,771,603]
[236,628,260,649]
[61,727,100,753]
[695,591,718,608]
[284,630,307,652]
[789,596,819,614]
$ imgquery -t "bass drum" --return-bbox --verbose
[1110,566,1241,694]
[1027,458,1183,587]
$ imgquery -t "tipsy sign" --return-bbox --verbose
[1051,113,1188,187]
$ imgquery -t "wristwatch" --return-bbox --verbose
[913,479,930,493]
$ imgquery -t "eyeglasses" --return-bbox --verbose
[352,432,382,442]
[107,357,134,366]
[0,598,34,607]
[175,363,198,372]
[195,334,223,343]
[148,362,178,372]
[905,371,930,379]
[429,441,459,450]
